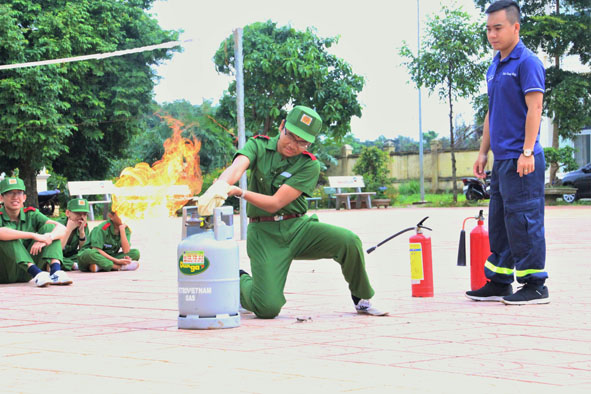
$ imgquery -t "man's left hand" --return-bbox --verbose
[517,154,535,177]
[30,241,46,256]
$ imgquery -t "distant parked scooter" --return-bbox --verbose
[38,189,60,216]
[462,171,491,201]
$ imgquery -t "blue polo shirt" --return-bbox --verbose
[487,40,545,160]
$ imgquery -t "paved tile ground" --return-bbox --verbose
[1,206,590,393]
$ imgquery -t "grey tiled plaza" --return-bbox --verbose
[1,206,590,393]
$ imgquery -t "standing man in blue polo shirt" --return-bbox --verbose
[466,0,549,305]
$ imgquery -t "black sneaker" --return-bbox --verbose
[502,284,550,305]
[465,281,513,301]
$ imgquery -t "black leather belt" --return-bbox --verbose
[249,213,303,223]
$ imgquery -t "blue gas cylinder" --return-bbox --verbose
[177,206,240,329]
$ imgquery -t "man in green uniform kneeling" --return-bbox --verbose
[78,208,140,272]
[57,198,90,271]
[199,106,387,319]
[0,177,71,287]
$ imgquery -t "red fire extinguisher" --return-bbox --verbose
[367,216,433,297]
[457,210,489,290]
[409,218,433,297]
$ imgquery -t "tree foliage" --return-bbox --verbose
[474,0,591,182]
[544,146,578,173]
[400,6,489,201]
[213,20,364,140]
[352,146,391,198]
[0,0,179,204]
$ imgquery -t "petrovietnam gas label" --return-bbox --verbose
[179,251,209,275]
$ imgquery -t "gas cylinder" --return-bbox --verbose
[177,205,240,329]
[469,214,489,291]
[409,225,434,297]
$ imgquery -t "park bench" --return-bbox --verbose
[67,180,114,220]
[305,197,321,209]
[328,176,376,210]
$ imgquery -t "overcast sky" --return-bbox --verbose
[150,0,487,141]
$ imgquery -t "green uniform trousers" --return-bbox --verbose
[240,214,374,319]
[0,223,64,284]
[77,248,140,272]
[61,254,79,271]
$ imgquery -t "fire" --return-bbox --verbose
[111,115,202,219]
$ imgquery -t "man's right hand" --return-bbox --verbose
[197,180,232,216]
[33,233,53,245]
[117,256,132,265]
[473,153,488,178]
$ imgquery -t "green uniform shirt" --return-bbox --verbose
[56,216,88,257]
[235,135,320,217]
[81,219,131,256]
[0,206,50,247]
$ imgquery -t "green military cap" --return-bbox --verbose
[67,198,90,213]
[0,177,26,194]
[285,106,322,143]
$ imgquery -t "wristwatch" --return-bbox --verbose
[523,149,533,157]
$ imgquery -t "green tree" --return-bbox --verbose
[543,146,578,173]
[352,146,391,198]
[400,6,489,201]
[0,0,179,205]
[213,20,364,140]
[474,0,591,183]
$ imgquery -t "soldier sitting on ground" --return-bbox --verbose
[78,207,140,272]
[57,198,90,271]
[0,177,72,287]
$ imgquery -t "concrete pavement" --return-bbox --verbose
[1,206,590,393]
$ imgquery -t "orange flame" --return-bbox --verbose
[111,115,202,219]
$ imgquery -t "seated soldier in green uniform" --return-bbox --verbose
[57,198,90,271]
[199,106,387,319]
[77,207,140,272]
[0,177,72,287]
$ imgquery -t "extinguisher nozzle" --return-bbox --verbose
[457,230,467,266]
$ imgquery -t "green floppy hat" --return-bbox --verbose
[67,198,90,213]
[285,106,322,143]
[0,177,26,194]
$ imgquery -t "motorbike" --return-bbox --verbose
[462,171,491,201]
[38,189,60,216]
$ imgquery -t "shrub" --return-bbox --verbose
[352,147,391,198]
[398,180,420,196]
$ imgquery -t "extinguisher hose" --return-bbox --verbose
[366,216,432,254]
[366,227,415,254]
[462,217,473,231]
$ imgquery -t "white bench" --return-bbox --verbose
[305,197,321,209]
[67,180,114,220]
[328,176,376,210]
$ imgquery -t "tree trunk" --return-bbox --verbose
[549,1,561,185]
[449,83,457,202]
[20,164,39,208]
[263,116,271,135]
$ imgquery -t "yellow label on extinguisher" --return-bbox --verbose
[409,243,424,284]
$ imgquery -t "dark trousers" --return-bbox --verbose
[485,152,547,285]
